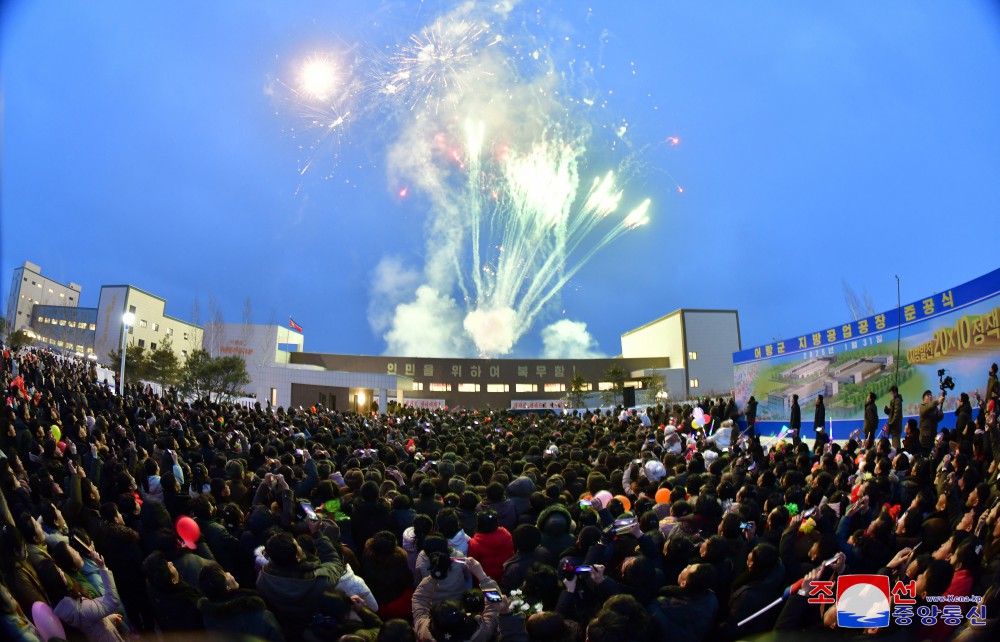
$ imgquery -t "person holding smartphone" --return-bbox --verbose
[412,556,503,642]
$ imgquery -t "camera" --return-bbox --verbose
[938,369,955,395]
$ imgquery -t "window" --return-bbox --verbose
[183,332,189,340]
[86,348,93,355]
[544,383,566,392]
[69,297,74,302]
[150,342,157,350]
[128,305,136,313]
[429,383,452,392]
[138,339,145,348]
[36,282,42,288]
[598,382,615,391]
[56,340,64,347]
[58,319,66,326]
[688,351,698,360]
[140,319,148,328]
[515,383,537,393]
[457,383,479,393]
[577,382,593,391]
[76,345,84,352]
[167,327,174,336]
[68,321,76,328]
[411,382,424,391]
[689,379,699,389]
[153,323,159,332]
[59,293,65,298]
[88,324,96,331]
[48,288,53,293]
[23,277,27,282]
[31,280,36,286]
[182,350,188,357]
[270,388,277,406]
[486,384,509,393]
[128,326,134,334]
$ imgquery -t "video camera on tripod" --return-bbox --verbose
[938,369,956,396]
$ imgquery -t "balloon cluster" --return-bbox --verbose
[691,407,709,431]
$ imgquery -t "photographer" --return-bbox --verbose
[918,389,946,453]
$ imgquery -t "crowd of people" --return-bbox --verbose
[2,343,1000,642]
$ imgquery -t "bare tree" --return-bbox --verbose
[843,280,876,321]
[206,295,225,356]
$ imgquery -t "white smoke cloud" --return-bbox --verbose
[383,285,470,357]
[540,319,606,359]
[463,306,517,357]
[367,256,422,335]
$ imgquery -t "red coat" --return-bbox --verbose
[468,527,514,583]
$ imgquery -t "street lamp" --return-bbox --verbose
[119,312,135,395]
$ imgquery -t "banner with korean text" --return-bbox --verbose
[734,268,1000,437]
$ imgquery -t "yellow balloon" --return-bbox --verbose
[51,425,62,442]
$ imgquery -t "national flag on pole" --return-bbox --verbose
[289,318,303,333]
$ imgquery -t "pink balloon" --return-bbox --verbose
[176,516,201,549]
[594,490,613,506]
[31,601,66,642]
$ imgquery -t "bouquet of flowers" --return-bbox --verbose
[507,589,543,615]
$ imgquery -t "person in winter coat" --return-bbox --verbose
[719,543,786,641]
[303,590,383,642]
[0,583,44,642]
[536,504,575,560]
[476,483,517,532]
[813,395,826,435]
[467,510,513,582]
[360,530,415,620]
[416,536,472,603]
[705,420,734,451]
[863,392,879,445]
[412,557,501,642]
[351,481,395,552]
[403,514,434,578]
[436,508,470,556]
[506,476,536,519]
[141,551,204,632]
[38,551,126,642]
[500,524,553,593]
[648,563,719,642]
[192,495,244,577]
[197,562,283,642]
[255,527,346,640]
[789,395,802,447]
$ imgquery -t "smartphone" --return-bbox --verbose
[740,521,755,531]
[450,557,467,564]
[483,589,504,603]
[580,500,592,508]
[613,517,637,528]
[803,507,817,519]
[574,565,593,573]
[299,500,318,521]
[295,449,304,456]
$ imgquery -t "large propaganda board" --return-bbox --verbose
[734,268,1000,437]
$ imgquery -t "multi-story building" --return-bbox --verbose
[5,261,82,334]
[93,286,203,366]
[620,309,742,399]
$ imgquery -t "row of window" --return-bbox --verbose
[36,316,97,331]
[23,278,74,301]
[134,338,188,357]
[36,335,93,354]
[412,381,641,393]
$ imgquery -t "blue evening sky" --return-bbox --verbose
[3,1,1000,357]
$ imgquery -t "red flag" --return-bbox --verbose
[289,317,303,332]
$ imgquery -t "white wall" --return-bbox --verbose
[684,310,741,396]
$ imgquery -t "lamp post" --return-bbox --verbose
[119,312,135,395]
